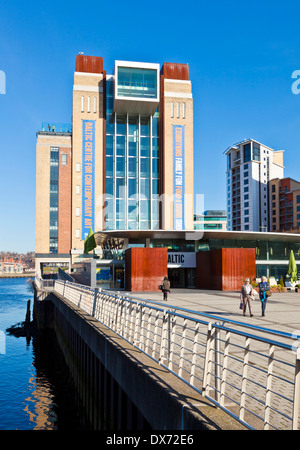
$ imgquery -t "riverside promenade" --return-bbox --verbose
[125,289,300,337]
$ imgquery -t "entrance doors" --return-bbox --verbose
[168,268,195,288]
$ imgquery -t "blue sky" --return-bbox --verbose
[1,0,300,252]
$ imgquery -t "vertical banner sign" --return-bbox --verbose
[82,120,95,240]
[173,125,185,230]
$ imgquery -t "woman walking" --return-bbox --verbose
[162,276,170,301]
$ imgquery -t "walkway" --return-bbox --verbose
[124,289,300,337]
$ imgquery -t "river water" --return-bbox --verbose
[0,277,89,430]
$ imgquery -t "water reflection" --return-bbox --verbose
[23,367,57,430]
[25,330,89,430]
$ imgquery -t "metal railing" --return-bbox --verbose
[36,277,300,430]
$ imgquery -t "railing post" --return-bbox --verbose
[168,315,176,371]
[220,330,230,408]
[264,344,275,430]
[190,322,200,386]
[214,322,221,402]
[92,288,99,317]
[240,336,250,423]
[292,346,300,430]
[159,311,169,365]
[178,318,187,378]
[202,322,213,396]
[134,303,141,347]
[152,310,160,359]
[139,305,145,351]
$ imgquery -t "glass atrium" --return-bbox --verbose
[105,78,160,231]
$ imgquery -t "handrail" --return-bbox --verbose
[36,277,300,430]
[104,289,300,342]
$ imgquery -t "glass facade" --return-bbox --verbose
[50,147,59,253]
[105,78,160,230]
[117,67,157,98]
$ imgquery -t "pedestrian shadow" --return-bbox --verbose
[202,311,239,317]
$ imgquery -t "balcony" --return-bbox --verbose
[40,122,72,134]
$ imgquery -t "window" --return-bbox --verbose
[87,96,90,113]
[94,97,97,113]
[253,144,260,161]
[76,163,81,172]
[76,207,80,217]
[297,195,300,203]
[81,96,84,112]
[244,209,249,215]
[244,187,249,192]
[244,179,249,185]
[244,202,249,208]
[243,143,251,162]
[244,171,248,177]
[176,102,180,118]
[61,154,67,165]
[117,67,157,98]
[182,102,186,119]
[76,185,80,194]
[245,225,249,230]
[171,102,174,118]
[244,164,248,170]
[76,229,80,238]
[244,217,249,223]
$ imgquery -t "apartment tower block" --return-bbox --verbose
[225,139,284,232]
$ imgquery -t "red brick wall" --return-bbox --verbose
[125,248,168,291]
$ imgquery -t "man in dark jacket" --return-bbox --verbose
[258,276,270,317]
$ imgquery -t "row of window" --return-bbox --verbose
[170,101,186,119]
[50,148,59,253]
[81,95,97,114]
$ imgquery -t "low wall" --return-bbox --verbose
[33,283,246,430]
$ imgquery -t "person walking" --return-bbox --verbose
[258,276,270,317]
[162,276,170,301]
[240,278,254,317]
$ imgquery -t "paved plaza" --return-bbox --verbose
[123,288,300,337]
